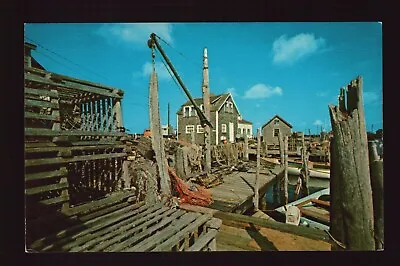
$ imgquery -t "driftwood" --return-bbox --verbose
[328,76,375,250]
[253,129,261,211]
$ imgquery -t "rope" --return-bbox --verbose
[324,230,346,249]
[155,35,201,68]
[25,36,110,82]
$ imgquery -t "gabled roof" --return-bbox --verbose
[177,93,240,115]
[262,114,292,129]
[238,119,253,125]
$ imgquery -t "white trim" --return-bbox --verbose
[197,125,204,133]
[216,93,242,117]
[186,125,195,134]
[215,111,219,145]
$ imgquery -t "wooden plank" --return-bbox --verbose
[25,128,127,137]
[310,198,330,208]
[39,195,69,206]
[24,71,122,99]
[31,201,145,251]
[25,168,68,182]
[25,144,125,154]
[25,152,126,167]
[110,209,186,252]
[25,182,69,196]
[124,210,201,252]
[25,98,59,109]
[25,66,123,94]
[299,207,330,224]
[187,229,218,251]
[88,207,176,252]
[151,214,212,251]
[25,87,59,98]
[25,112,60,121]
[126,212,202,251]
[62,205,170,251]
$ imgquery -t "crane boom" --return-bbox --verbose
[148,33,213,128]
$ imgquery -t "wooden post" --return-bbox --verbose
[202,48,212,173]
[112,93,124,131]
[253,128,261,211]
[149,68,171,196]
[301,132,310,196]
[328,76,375,250]
[278,132,284,165]
[50,89,60,131]
[283,135,289,205]
[244,133,249,161]
[368,141,384,250]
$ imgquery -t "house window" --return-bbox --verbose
[274,128,280,137]
[200,104,204,112]
[221,124,227,133]
[274,119,280,125]
[183,106,191,117]
[225,102,233,113]
[190,106,196,117]
[247,129,251,135]
[186,125,195,134]
[197,125,204,133]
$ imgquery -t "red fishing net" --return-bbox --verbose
[168,167,213,207]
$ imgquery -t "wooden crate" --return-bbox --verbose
[27,195,221,252]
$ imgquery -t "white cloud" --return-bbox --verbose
[272,33,326,64]
[226,88,238,97]
[243,84,283,99]
[363,91,379,105]
[97,23,173,48]
[313,120,323,126]
[133,61,172,81]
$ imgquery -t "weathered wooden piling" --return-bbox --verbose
[149,69,171,197]
[328,76,375,250]
[368,141,384,250]
[301,133,309,196]
[253,128,261,211]
[244,133,249,161]
[283,136,289,205]
[202,48,212,173]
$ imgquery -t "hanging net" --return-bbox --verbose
[168,167,213,207]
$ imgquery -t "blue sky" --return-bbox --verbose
[24,22,382,134]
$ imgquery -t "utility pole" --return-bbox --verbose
[202,47,212,172]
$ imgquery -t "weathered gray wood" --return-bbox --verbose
[25,98,59,109]
[25,144,125,154]
[25,181,69,196]
[25,168,68,182]
[127,211,201,251]
[174,147,186,179]
[110,209,186,252]
[36,202,147,251]
[278,132,284,165]
[202,48,212,172]
[25,112,60,121]
[25,87,59,98]
[149,70,171,196]
[38,195,69,206]
[112,99,123,131]
[301,133,310,196]
[282,136,289,205]
[244,134,249,161]
[65,205,170,251]
[187,229,218,251]
[368,141,384,250]
[328,76,375,250]
[25,128,126,137]
[254,128,261,210]
[25,152,126,167]
[152,214,212,251]
[25,71,122,99]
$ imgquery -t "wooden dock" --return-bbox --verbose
[208,165,284,214]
